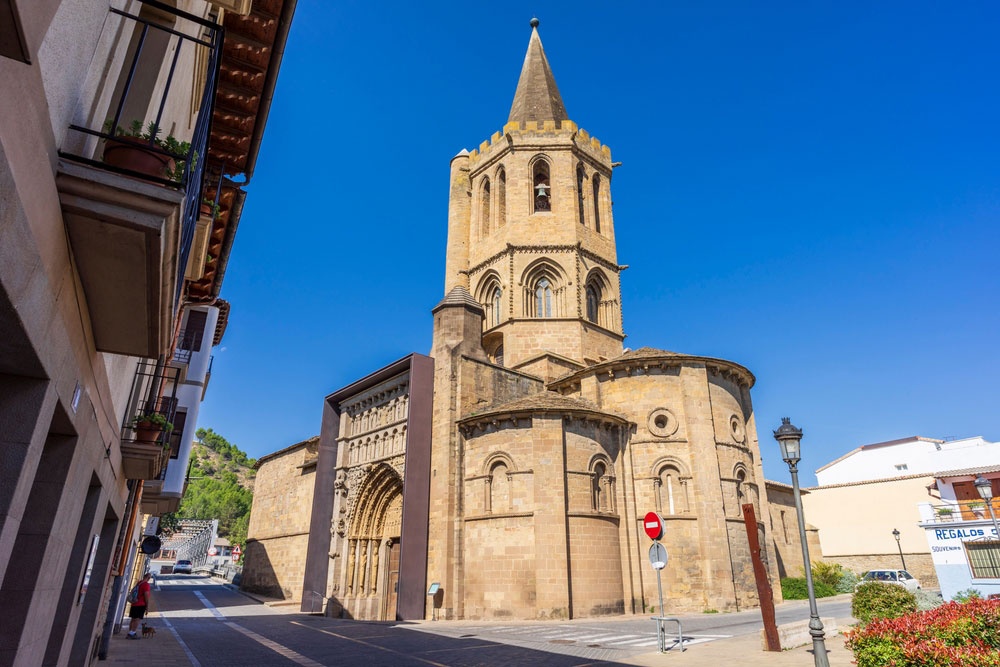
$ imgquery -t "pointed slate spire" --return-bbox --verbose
[508,19,568,124]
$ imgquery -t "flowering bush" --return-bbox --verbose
[847,598,1000,667]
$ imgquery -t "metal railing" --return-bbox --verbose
[121,359,179,446]
[928,499,1000,523]
[59,0,224,307]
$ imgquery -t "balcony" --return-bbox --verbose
[56,0,221,358]
[120,360,179,480]
[924,499,1000,524]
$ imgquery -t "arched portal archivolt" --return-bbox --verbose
[343,464,403,619]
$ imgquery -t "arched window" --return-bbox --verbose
[533,160,551,212]
[592,462,606,511]
[489,461,510,513]
[480,178,491,236]
[497,167,507,228]
[535,278,553,318]
[586,284,599,324]
[476,274,504,330]
[491,287,503,328]
[493,344,504,367]
[592,174,602,233]
[655,464,689,515]
[576,164,586,226]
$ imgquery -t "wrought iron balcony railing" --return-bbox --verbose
[59,0,223,307]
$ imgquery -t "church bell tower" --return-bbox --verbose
[442,19,625,372]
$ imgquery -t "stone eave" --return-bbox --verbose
[548,349,756,390]
[459,394,631,431]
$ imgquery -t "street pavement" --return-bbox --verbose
[101,574,858,666]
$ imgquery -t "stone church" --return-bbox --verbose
[244,20,786,622]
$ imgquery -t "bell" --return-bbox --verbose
[535,183,550,198]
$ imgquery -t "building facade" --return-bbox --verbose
[0,1,294,663]
[803,435,1000,588]
[244,21,783,623]
[918,465,1000,601]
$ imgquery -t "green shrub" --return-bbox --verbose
[915,588,944,612]
[837,569,860,594]
[781,577,837,600]
[811,561,845,589]
[851,581,917,624]
[953,587,982,603]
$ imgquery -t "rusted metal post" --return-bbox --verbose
[743,503,781,651]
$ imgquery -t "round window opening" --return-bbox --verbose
[648,408,678,438]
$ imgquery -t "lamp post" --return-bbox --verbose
[774,417,829,667]
[974,475,1000,542]
[892,528,906,570]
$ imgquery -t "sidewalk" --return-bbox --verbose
[622,620,855,667]
[100,618,195,666]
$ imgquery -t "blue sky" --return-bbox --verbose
[199,1,999,486]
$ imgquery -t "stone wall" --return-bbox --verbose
[242,438,318,601]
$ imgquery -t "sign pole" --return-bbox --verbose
[655,547,665,617]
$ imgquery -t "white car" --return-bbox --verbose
[173,559,193,575]
[859,569,921,592]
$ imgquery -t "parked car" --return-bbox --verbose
[859,569,920,592]
[173,559,193,575]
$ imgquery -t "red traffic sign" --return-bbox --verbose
[208,547,218,557]
[643,512,664,540]
[232,545,242,554]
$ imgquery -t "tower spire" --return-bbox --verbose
[508,19,568,124]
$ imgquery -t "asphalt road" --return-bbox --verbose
[146,573,854,666]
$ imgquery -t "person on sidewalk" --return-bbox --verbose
[127,573,153,639]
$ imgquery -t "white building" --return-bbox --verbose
[803,435,1000,589]
[816,436,1000,486]
[918,465,1000,601]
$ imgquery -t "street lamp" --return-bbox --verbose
[892,528,906,570]
[774,417,829,667]
[974,475,1000,541]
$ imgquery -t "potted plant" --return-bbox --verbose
[131,412,174,444]
[935,506,954,520]
[200,198,221,218]
[967,501,986,519]
[102,120,194,182]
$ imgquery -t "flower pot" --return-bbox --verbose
[103,137,176,180]
[134,420,163,444]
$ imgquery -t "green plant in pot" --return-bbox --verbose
[102,119,195,182]
[200,198,221,218]
[935,506,954,520]
[132,412,174,444]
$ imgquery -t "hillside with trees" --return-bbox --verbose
[161,428,255,547]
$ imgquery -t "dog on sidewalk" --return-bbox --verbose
[141,623,156,638]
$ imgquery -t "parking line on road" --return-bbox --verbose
[291,621,451,667]
[192,590,325,667]
[225,622,327,667]
[158,616,203,667]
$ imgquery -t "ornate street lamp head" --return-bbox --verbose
[892,528,900,541]
[975,475,993,501]
[773,417,803,466]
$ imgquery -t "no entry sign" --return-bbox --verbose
[643,511,664,540]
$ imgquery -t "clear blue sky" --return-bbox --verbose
[199,1,999,486]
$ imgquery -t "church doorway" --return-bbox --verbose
[346,464,403,620]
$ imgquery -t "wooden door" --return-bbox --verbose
[383,541,400,621]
